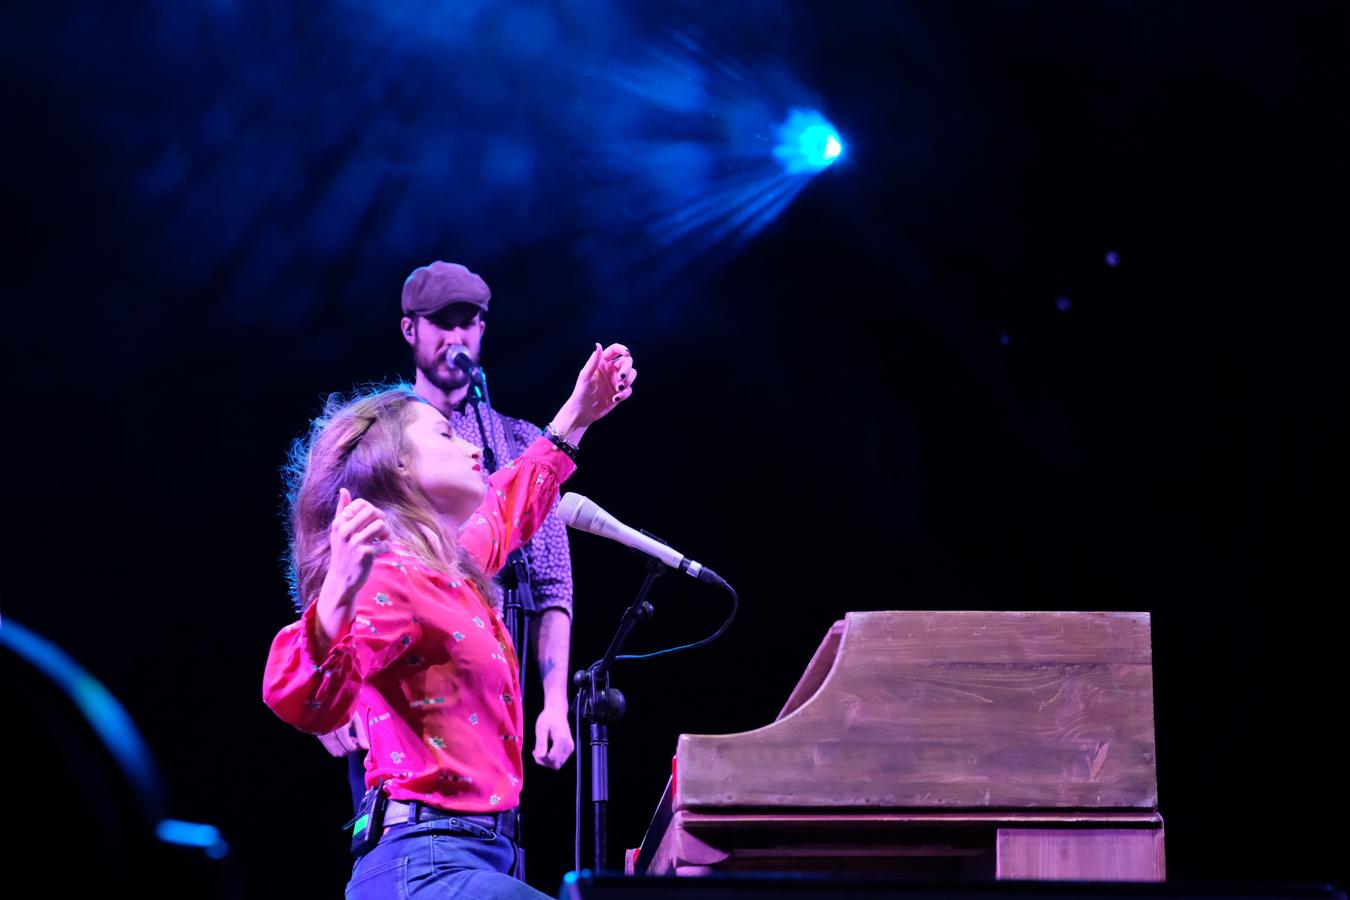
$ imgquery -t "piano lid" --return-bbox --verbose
[675,610,1158,812]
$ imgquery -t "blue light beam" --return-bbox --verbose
[567,25,847,274]
[774,108,844,174]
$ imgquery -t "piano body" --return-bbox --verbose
[630,611,1164,881]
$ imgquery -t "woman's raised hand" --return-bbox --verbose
[315,487,392,646]
[553,342,637,439]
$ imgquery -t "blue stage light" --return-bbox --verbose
[0,619,164,811]
[568,30,848,264]
[157,819,231,859]
[774,108,845,174]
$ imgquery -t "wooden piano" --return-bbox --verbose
[628,611,1164,881]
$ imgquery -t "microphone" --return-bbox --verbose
[445,344,483,381]
[557,493,726,587]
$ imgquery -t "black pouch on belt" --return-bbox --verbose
[345,779,388,856]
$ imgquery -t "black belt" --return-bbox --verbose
[383,799,516,841]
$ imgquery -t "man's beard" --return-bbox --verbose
[415,346,470,394]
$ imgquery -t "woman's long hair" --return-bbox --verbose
[282,384,498,612]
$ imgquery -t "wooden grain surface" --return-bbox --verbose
[641,809,1164,879]
[996,827,1166,880]
[677,611,1158,810]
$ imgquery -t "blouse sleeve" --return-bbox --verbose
[458,435,576,576]
[261,564,423,734]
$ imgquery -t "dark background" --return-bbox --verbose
[1,1,1344,896]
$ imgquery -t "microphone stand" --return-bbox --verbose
[574,557,664,871]
[464,367,534,877]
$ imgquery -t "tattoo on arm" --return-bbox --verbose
[540,656,556,681]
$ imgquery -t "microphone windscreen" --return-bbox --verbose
[446,344,472,369]
[557,492,604,533]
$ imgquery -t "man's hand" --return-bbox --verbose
[316,718,367,757]
[532,705,575,770]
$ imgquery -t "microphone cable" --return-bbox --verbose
[614,579,738,662]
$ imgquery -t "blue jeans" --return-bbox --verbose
[345,818,551,900]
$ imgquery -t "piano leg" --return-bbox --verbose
[646,815,731,876]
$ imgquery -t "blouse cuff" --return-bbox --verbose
[518,434,578,482]
[299,600,355,671]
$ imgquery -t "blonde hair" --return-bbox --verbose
[283,384,498,612]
